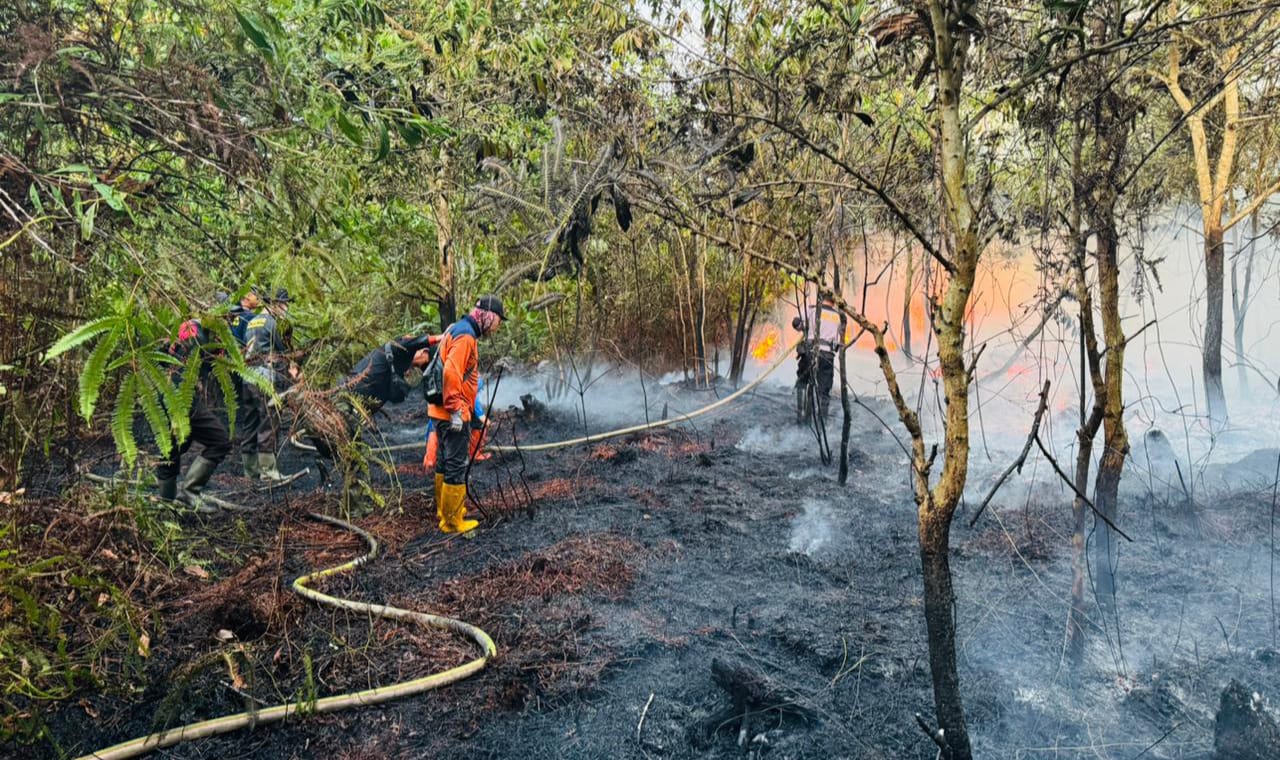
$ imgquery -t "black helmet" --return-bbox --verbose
[475,294,505,320]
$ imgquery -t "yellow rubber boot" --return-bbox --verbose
[434,473,447,531]
[441,483,479,534]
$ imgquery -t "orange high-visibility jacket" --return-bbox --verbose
[427,315,480,423]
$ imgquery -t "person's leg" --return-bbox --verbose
[816,351,835,422]
[438,424,476,533]
[238,381,262,477]
[181,397,230,512]
[155,441,185,501]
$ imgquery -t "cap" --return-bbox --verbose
[272,288,291,303]
[475,294,505,320]
[215,291,230,305]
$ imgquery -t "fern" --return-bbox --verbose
[169,350,202,446]
[111,375,139,465]
[136,373,173,458]
[77,325,121,420]
[43,316,120,361]
[211,361,238,436]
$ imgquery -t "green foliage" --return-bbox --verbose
[0,511,145,743]
[45,287,257,465]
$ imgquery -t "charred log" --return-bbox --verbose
[1214,680,1280,760]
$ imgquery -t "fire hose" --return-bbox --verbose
[290,339,801,455]
[76,513,496,760]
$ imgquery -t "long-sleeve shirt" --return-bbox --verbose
[244,311,288,367]
[427,315,480,422]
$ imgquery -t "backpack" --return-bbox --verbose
[421,342,445,406]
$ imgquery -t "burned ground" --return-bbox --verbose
[8,387,1280,759]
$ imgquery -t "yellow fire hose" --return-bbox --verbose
[76,513,497,760]
[291,340,800,456]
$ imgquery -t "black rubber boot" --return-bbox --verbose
[241,452,260,479]
[179,456,219,513]
[157,476,178,502]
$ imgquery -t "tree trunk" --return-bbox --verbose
[1204,224,1227,425]
[1092,216,1130,617]
[920,4,976,755]
[1231,213,1258,394]
[838,311,851,485]
[432,185,457,330]
[920,517,970,760]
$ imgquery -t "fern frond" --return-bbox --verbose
[78,326,122,420]
[136,374,173,458]
[111,375,139,466]
[212,361,237,436]
[170,351,201,446]
[44,316,121,360]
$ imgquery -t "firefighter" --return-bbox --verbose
[304,334,436,510]
[340,334,436,414]
[792,294,841,424]
[156,317,231,512]
[241,288,298,481]
[429,295,504,534]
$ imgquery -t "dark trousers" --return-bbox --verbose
[796,348,835,396]
[237,384,277,455]
[156,395,231,480]
[438,423,471,485]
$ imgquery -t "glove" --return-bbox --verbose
[449,411,464,432]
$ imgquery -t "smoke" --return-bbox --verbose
[735,425,818,455]
[788,499,838,556]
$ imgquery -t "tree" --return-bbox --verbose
[1152,0,1280,425]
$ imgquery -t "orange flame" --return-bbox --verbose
[751,330,780,361]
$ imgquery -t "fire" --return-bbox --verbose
[751,330,780,361]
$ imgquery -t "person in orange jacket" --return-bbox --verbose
[428,294,504,534]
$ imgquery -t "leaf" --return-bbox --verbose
[183,565,209,580]
[44,316,119,360]
[852,111,874,127]
[79,325,121,420]
[79,200,96,240]
[336,109,364,146]
[111,375,139,466]
[396,120,424,148]
[50,163,95,178]
[93,182,126,212]
[137,632,150,658]
[235,9,275,58]
[212,361,238,436]
[170,351,201,445]
[137,373,173,458]
[28,184,44,215]
[374,121,390,161]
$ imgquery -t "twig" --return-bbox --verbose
[636,692,655,742]
[1131,720,1183,759]
[914,712,948,754]
[1033,435,1134,542]
[969,380,1051,527]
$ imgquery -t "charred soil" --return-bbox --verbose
[7,388,1280,759]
